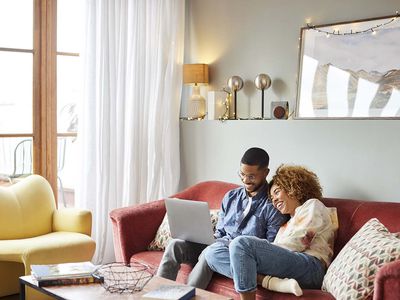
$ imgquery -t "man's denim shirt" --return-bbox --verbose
[214,182,288,242]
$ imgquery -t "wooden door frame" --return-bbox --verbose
[34,0,58,200]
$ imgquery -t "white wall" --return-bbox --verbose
[180,120,400,202]
[180,0,400,202]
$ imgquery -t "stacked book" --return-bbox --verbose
[31,261,104,287]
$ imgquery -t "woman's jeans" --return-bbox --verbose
[205,236,326,293]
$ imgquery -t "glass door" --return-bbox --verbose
[56,0,84,207]
[0,0,34,186]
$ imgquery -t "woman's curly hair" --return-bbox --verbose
[270,164,322,204]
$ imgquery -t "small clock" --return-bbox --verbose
[271,101,289,119]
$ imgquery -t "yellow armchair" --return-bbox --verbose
[0,175,96,298]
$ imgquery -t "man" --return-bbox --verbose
[156,147,288,289]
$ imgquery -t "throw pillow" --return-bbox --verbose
[148,209,220,251]
[147,214,171,251]
[321,218,400,300]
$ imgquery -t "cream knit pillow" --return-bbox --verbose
[322,218,400,299]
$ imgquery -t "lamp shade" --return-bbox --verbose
[183,64,209,84]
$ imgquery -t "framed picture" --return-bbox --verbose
[296,14,400,119]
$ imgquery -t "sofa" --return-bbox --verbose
[110,181,400,300]
[0,175,96,299]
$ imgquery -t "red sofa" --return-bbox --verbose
[110,181,400,300]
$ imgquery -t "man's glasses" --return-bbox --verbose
[238,171,257,183]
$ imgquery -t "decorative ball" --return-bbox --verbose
[254,74,272,90]
[227,76,244,91]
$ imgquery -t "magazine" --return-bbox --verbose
[37,274,104,287]
[142,284,195,300]
[31,262,99,281]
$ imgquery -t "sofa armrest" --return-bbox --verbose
[373,260,400,300]
[53,208,92,236]
[109,199,166,264]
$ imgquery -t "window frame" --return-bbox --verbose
[35,0,58,196]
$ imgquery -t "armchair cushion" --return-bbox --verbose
[0,232,95,265]
[322,218,400,300]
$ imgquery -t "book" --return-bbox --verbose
[142,284,195,300]
[37,274,104,287]
[31,262,99,281]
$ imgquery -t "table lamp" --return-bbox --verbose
[183,64,209,119]
[227,75,244,119]
[254,74,272,119]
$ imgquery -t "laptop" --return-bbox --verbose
[165,198,216,245]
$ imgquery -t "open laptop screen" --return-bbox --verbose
[165,198,215,245]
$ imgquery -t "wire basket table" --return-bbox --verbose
[94,261,155,294]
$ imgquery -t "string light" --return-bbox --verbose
[306,12,399,36]
[218,88,232,122]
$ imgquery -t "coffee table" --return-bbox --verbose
[19,275,232,300]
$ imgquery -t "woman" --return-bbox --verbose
[206,164,337,299]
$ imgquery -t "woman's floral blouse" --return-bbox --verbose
[273,198,338,268]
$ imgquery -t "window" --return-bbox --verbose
[0,0,84,207]
[0,0,34,185]
[57,0,84,207]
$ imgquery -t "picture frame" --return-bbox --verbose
[295,14,400,119]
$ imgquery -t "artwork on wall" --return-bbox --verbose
[296,14,400,119]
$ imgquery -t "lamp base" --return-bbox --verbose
[188,86,206,119]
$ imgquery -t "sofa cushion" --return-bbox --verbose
[131,251,192,283]
[131,252,336,300]
[148,209,219,251]
[322,218,400,299]
[0,231,95,267]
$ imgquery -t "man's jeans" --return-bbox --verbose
[205,236,326,293]
[156,239,213,289]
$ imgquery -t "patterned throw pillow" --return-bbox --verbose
[322,218,400,300]
[147,214,171,251]
[148,209,220,251]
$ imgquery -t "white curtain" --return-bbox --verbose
[77,0,185,264]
